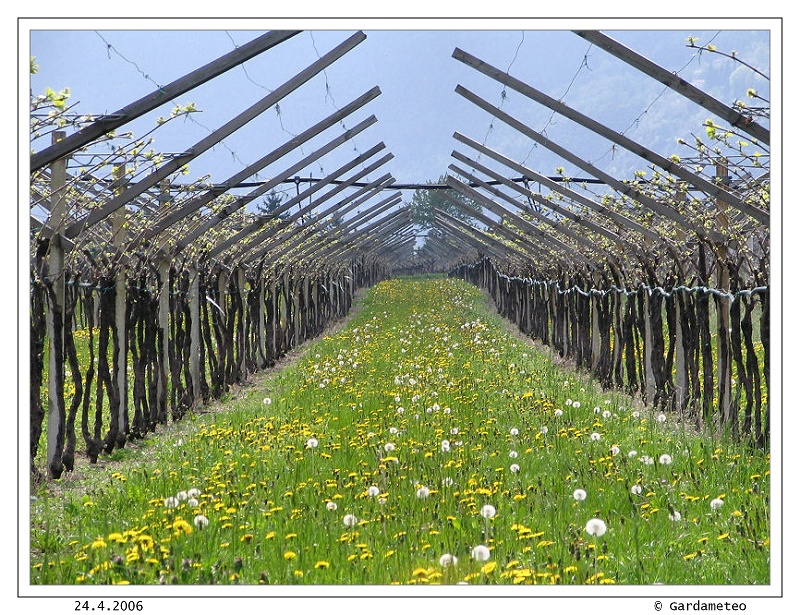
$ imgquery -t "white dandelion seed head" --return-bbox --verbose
[610,446,621,455]
[628,450,638,458]
[343,514,359,527]
[602,410,612,419]
[594,407,601,414]
[659,454,673,465]
[397,407,404,414]
[585,518,607,537]
[262,397,272,405]
[389,427,398,434]
[416,486,430,499]
[470,544,491,562]
[439,553,459,567]
[306,437,319,449]
[176,491,188,501]
[509,427,519,436]
[555,409,563,417]
[164,496,179,509]
[710,498,725,510]
[669,511,682,521]
[442,477,455,487]
[640,455,655,465]
[590,432,602,442]
[193,515,209,529]
[630,484,643,495]
[187,488,201,498]
[480,504,497,519]
[187,498,199,508]
[384,442,396,452]
[657,414,667,423]
[566,398,573,406]
[510,463,520,473]
[573,488,587,501]
[441,440,451,452]
[367,486,380,498]
[326,501,338,511]
[450,427,459,435]
[509,450,518,458]
[573,401,581,409]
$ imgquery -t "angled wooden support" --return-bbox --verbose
[447,160,609,257]
[235,175,396,267]
[450,127,662,244]
[266,197,405,268]
[64,32,368,240]
[452,113,718,243]
[572,30,770,145]
[317,201,407,262]
[140,87,381,248]
[450,148,620,246]
[237,171,397,266]
[444,175,588,266]
[31,30,302,172]
[233,176,400,266]
[452,48,768,225]
[183,144,390,260]
[434,207,524,263]
[438,188,563,267]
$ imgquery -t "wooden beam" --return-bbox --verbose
[460,115,716,242]
[452,48,769,225]
[64,32,368,240]
[449,150,620,246]
[226,150,394,264]
[139,87,381,248]
[182,145,390,258]
[573,30,770,145]
[450,126,661,243]
[31,31,302,172]
[444,175,590,266]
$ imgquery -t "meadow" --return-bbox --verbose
[29,276,770,586]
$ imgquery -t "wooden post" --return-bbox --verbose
[715,161,733,430]
[643,288,656,405]
[591,273,601,371]
[675,293,688,412]
[112,164,128,447]
[237,266,247,377]
[258,276,266,368]
[189,266,201,404]
[156,179,172,424]
[45,131,67,478]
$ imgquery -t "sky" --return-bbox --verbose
[24,18,775,222]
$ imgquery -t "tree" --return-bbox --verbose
[256,189,288,219]
[409,173,482,229]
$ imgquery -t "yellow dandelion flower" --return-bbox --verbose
[480,561,497,574]
[90,537,107,549]
[283,551,297,560]
[315,561,330,569]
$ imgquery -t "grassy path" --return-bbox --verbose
[30,276,770,586]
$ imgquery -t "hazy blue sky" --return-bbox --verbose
[26,19,773,216]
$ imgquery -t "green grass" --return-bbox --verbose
[29,277,770,586]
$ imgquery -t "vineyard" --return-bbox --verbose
[27,27,772,593]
